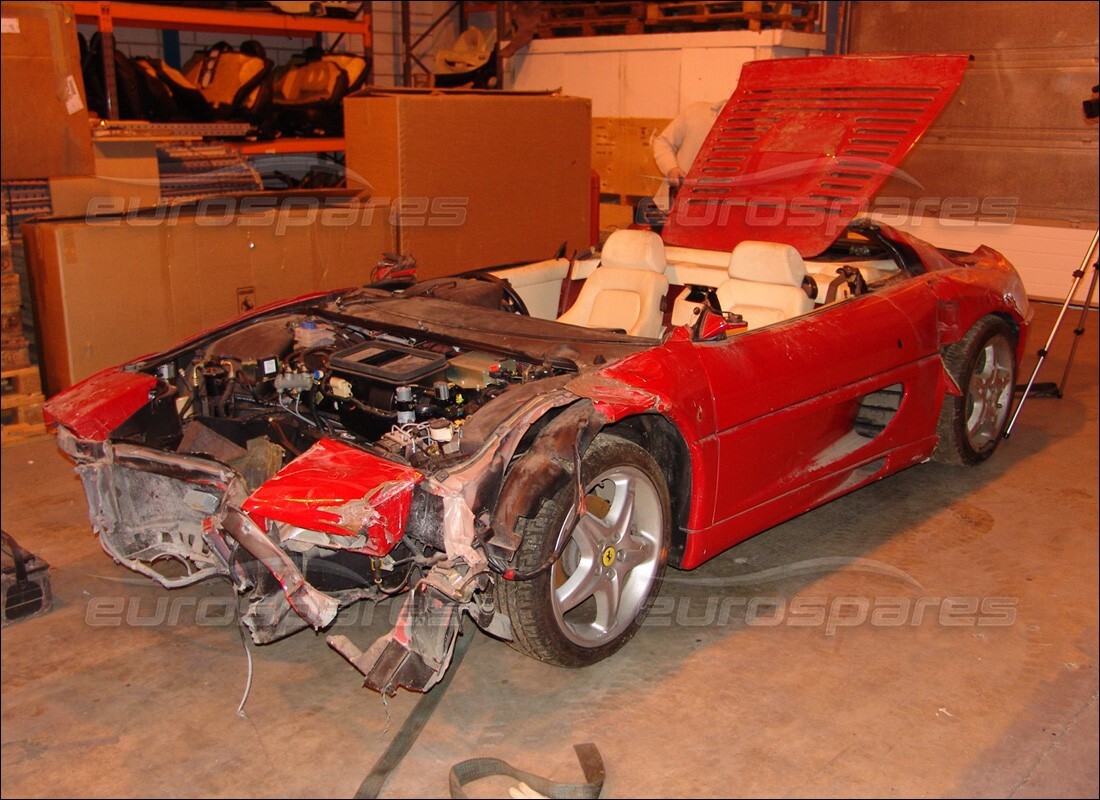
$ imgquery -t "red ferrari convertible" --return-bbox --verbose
[44,53,1030,694]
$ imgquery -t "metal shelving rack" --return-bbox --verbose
[399,0,505,88]
[68,1,373,154]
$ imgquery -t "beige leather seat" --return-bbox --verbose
[557,230,669,338]
[715,241,814,330]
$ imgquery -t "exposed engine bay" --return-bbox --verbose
[158,309,565,475]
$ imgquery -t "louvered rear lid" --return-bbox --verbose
[661,54,970,258]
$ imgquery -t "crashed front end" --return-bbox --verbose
[46,288,652,695]
[56,422,420,645]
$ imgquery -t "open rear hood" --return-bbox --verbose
[661,53,970,258]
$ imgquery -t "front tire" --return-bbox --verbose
[498,434,670,667]
[933,315,1017,465]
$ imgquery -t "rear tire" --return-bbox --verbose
[498,434,670,667]
[933,315,1017,466]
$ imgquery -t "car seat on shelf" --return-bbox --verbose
[270,49,369,136]
[133,57,211,121]
[715,241,816,330]
[322,54,369,93]
[81,32,146,120]
[557,229,669,339]
[81,33,215,122]
[182,40,273,121]
[433,26,497,89]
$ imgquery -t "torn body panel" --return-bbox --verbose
[242,438,424,557]
[217,508,339,631]
[331,581,461,695]
[488,400,611,555]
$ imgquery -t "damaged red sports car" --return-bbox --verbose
[44,53,1031,695]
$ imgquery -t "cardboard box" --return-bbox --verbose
[24,199,394,393]
[591,117,670,199]
[48,141,162,218]
[344,89,591,279]
[1,1,94,179]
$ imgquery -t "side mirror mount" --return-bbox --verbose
[692,302,746,342]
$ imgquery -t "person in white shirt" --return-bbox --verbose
[651,99,725,211]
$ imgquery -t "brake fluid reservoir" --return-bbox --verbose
[294,319,336,349]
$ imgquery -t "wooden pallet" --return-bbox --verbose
[0,370,46,446]
[0,338,31,371]
[535,0,819,37]
[1,366,41,398]
[645,1,818,31]
[538,17,645,37]
[537,1,646,37]
[1,304,20,340]
[0,420,50,446]
[1,271,18,307]
[544,1,647,21]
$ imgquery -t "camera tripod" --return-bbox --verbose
[1005,229,1099,438]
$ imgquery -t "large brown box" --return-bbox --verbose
[1,1,95,179]
[344,90,591,279]
[24,200,393,393]
[591,117,670,198]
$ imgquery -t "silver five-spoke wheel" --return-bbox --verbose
[965,333,1015,450]
[551,465,664,647]
[499,433,671,667]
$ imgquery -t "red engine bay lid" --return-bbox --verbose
[661,53,970,258]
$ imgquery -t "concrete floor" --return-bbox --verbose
[2,301,1097,799]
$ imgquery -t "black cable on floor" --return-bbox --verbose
[353,627,474,799]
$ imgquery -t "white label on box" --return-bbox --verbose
[0,18,20,33]
[63,75,84,115]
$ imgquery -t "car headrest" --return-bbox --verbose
[728,241,807,286]
[600,229,667,273]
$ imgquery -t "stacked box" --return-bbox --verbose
[0,214,42,443]
[344,90,592,280]
[1,214,30,370]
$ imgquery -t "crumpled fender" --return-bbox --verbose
[489,374,665,553]
[44,369,157,441]
[877,224,1031,335]
[487,400,606,552]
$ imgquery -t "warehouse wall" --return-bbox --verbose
[848,0,1099,305]
[364,0,460,86]
[506,29,826,116]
